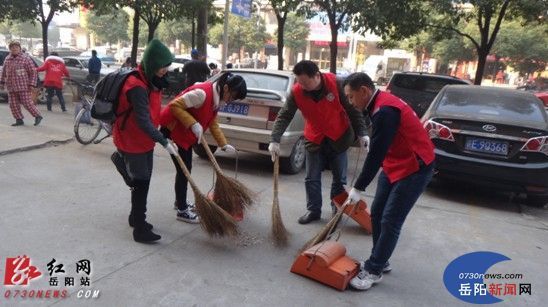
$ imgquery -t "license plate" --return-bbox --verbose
[219,102,249,116]
[464,137,509,156]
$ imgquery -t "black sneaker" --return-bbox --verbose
[176,209,200,224]
[11,119,24,126]
[34,116,42,126]
[133,228,161,243]
[173,201,195,211]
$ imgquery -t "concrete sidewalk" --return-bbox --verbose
[0,103,546,307]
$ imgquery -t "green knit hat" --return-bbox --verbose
[141,39,173,81]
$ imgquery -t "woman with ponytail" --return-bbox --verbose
[159,72,247,222]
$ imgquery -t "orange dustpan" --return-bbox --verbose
[290,240,359,291]
[332,191,372,234]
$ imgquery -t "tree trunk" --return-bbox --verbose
[147,22,158,43]
[197,6,208,57]
[131,7,140,67]
[191,11,196,49]
[474,48,488,85]
[329,24,338,74]
[41,22,48,59]
[277,20,284,70]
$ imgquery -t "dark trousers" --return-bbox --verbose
[160,127,192,211]
[119,150,154,227]
[364,162,435,275]
[169,145,193,211]
[46,87,66,111]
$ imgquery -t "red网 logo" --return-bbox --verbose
[4,255,42,286]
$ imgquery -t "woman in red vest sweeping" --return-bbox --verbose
[343,72,435,291]
[159,72,247,223]
[112,39,178,243]
[269,60,368,224]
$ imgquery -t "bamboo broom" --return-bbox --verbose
[271,154,289,246]
[171,142,238,237]
[300,200,350,251]
[200,136,254,216]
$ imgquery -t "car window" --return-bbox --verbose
[65,58,81,67]
[0,51,8,66]
[393,75,466,93]
[232,72,289,92]
[173,58,190,65]
[436,89,547,124]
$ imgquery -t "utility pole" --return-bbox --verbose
[221,0,230,69]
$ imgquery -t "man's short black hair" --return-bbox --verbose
[91,50,97,56]
[293,60,320,77]
[343,72,375,91]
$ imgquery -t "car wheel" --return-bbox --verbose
[526,194,548,207]
[192,144,218,159]
[0,93,7,103]
[280,137,306,174]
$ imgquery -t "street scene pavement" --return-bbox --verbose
[1,101,547,307]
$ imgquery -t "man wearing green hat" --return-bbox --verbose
[112,39,178,243]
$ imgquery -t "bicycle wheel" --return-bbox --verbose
[74,107,101,145]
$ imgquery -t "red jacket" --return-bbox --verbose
[160,82,217,150]
[36,55,69,89]
[372,91,435,183]
[112,66,162,153]
[292,73,349,144]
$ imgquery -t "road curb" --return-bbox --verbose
[0,138,74,156]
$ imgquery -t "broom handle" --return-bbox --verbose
[200,136,224,174]
[170,142,201,192]
[273,154,279,199]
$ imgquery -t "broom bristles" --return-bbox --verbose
[213,174,254,215]
[300,209,345,252]
[193,186,238,237]
[271,198,289,246]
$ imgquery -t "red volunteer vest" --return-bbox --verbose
[372,91,435,183]
[159,82,217,150]
[112,66,162,153]
[293,73,349,144]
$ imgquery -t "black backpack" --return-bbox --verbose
[91,69,140,123]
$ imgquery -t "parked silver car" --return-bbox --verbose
[194,69,306,174]
[63,56,116,85]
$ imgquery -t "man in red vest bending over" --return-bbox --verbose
[343,72,435,291]
[269,60,368,224]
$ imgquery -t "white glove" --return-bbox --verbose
[268,142,280,162]
[221,144,236,153]
[191,123,203,142]
[164,142,178,156]
[359,135,370,153]
[347,187,363,204]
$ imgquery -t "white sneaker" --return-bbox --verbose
[174,201,195,211]
[176,209,200,224]
[349,263,382,291]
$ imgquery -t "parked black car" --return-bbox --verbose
[423,85,548,205]
[386,72,470,118]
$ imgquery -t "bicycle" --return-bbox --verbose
[70,80,112,145]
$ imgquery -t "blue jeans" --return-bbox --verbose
[305,144,347,215]
[46,87,66,111]
[364,162,434,275]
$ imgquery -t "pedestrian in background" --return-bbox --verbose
[111,39,177,243]
[159,72,246,223]
[87,50,101,84]
[342,72,435,291]
[209,62,220,76]
[269,60,368,224]
[182,49,210,89]
[121,57,133,70]
[0,41,42,126]
[37,52,70,112]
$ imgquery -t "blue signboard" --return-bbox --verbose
[231,0,252,18]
